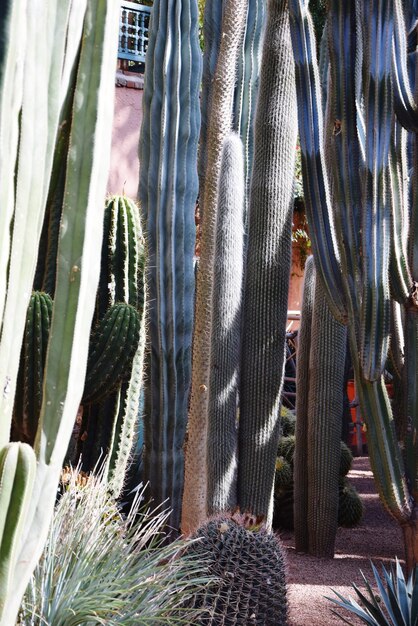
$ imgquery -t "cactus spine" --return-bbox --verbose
[139,0,202,533]
[181,0,248,534]
[76,195,146,496]
[207,133,245,515]
[237,0,297,522]
[0,2,119,621]
[293,255,315,552]
[186,517,287,625]
[13,292,53,445]
[307,263,347,557]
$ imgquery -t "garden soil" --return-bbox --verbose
[281,456,404,625]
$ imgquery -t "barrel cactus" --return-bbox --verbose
[186,517,287,625]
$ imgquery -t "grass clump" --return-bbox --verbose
[18,468,210,626]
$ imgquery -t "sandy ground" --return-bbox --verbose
[280,457,404,625]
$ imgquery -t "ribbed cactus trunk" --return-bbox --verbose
[207,133,245,515]
[307,266,347,557]
[76,195,146,497]
[237,0,297,523]
[139,0,202,533]
[181,0,248,535]
[289,0,418,570]
[233,0,266,219]
[294,255,315,553]
[0,1,119,621]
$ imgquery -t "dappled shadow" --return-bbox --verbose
[282,456,405,625]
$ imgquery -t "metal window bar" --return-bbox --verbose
[118,1,151,65]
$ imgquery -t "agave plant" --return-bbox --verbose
[17,468,211,626]
[328,558,418,626]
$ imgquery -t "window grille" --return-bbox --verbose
[118,1,151,68]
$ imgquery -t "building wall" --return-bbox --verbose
[107,72,143,199]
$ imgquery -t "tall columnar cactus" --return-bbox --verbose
[181,0,248,535]
[305,260,347,557]
[12,292,53,445]
[233,0,266,217]
[207,133,245,515]
[199,0,266,213]
[293,255,315,552]
[289,0,418,569]
[139,0,202,534]
[237,0,297,523]
[0,2,119,622]
[76,195,146,496]
[186,517,287,625]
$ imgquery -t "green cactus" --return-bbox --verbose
[75,196,146,495]
[207,133,245,515]
[337,478,363,528]
[274,457,293,489]
[339,442,353,478]
[289,0,418,568]
[182,0,248,534]
[12,292,53,445]
[0,443,36,619]
[82,303,140,405]
[237,0,297,524]
[139,0,203,535]
[186,517,287,625]
[0,2,120,621]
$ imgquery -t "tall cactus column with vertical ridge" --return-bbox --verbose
[139,0,202,533]
[307,267,347,557]
[207,133,245,515]
[181,0,248,535]
[238,0,297,523]
[294,255,315,553]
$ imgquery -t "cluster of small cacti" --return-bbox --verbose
[185,517,287,625]
[273,407,363,531]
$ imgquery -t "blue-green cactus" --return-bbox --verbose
[139,0,202,533]
[288,0,418,569]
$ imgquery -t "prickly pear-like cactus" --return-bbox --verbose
[186,517,287,625]
[13,292,53,444]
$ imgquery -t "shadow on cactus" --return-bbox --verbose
[327,558,416,625]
